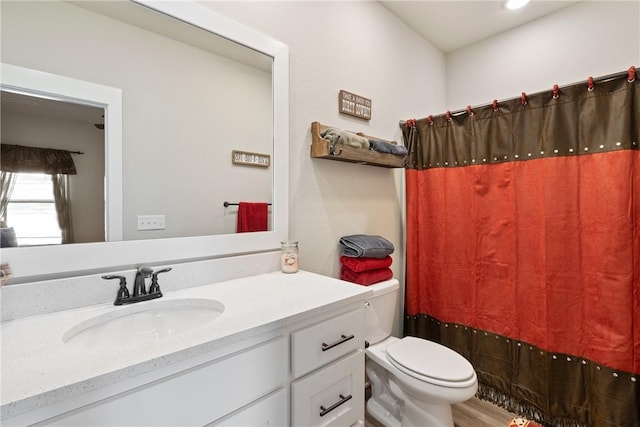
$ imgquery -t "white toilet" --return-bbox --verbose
[364,279,478,427]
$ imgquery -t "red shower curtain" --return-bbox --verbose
[402,69,639,427]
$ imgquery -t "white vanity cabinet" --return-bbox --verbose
[34,337,288,427]
[1,271,371,427]
[291,308,366,427]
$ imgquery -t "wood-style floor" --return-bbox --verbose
[365,397,518,427]
[452,397,518,427]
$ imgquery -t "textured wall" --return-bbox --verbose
[446,1,640,110]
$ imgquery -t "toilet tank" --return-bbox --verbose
[364,279,399,345]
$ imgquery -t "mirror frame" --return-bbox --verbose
[1,0,289,283]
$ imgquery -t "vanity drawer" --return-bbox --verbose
[291,350,364,427]
[291,308,364,377]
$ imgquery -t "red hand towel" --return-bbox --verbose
[340,266,393,286]
[236,202,268,233]
[340,255,392,272]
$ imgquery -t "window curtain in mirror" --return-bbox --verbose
[401,69,639,427]
[1,144,77,243]
[0,171,17,221]
[0,144,77,175]
[51,174,74,244]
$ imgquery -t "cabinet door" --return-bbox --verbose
[208,388,287,426]
[39,337,287,427]
[291,351,364,427]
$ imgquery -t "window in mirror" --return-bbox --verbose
[5,173,62,246]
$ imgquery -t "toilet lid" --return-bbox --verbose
[386,336,475,383]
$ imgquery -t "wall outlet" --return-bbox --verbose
[137,215,165,230]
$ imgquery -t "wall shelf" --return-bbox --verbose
[310,121,405,168]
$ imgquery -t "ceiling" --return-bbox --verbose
[1,90,104,125]
[379,1,580,53]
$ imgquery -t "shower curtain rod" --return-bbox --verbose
[400,66,636,126]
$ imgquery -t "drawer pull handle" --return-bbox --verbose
[322,334,355,352]
[319,394,352,417]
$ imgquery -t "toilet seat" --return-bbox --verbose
[386,337,476,388]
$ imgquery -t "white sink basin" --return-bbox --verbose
[62,298,224,349]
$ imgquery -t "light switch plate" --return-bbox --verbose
[137,215,165,230]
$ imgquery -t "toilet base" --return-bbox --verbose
[367,395,455,427]
[402,395,454,427]
[367,398,401,427]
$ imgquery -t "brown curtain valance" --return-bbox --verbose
[1,144,77,175]
[401,69,639,170]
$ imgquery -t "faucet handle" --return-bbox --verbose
[102,275,129,305]
[149,268,172,295]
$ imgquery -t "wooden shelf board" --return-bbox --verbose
[310,121,405,169]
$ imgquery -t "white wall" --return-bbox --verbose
[446,1,640,110]
[203,1,445,288]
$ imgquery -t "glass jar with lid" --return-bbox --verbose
[280,241,299,273]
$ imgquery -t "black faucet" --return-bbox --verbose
[102,266,171,306]
[133,266,154,297]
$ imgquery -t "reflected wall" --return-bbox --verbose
[1,0,273,242]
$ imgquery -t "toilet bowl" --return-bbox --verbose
[364,279,478,427]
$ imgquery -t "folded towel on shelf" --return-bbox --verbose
[236,202,269,233]
[368,139,408,156]
[340,255,392,272]
[340,266,393,286]
[340,234,394,258]
[320,128,370,149]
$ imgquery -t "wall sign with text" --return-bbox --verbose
[339,90,371,120]
[231,150,271,168]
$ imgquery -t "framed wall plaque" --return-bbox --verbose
[339,90,371,120]
[231,150,271,168]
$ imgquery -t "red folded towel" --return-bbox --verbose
[340,266,393,286]
[236,202,268,233]
[340,255,392,272]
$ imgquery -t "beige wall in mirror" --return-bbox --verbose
[0,0,273,246]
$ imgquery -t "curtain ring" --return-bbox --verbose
[427,115,434,126]
[466,105,473,116]
[552,84,559,99]
[492,99,499,111]
[587,76,594,91]
[445,111,452,122]
[628,66,636,83]
[521,92,527,106]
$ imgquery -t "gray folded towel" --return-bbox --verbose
[369,139,408,156]
[339,234,394,258]
[321,128,370,149]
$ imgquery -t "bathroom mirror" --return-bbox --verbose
[0,0,289,282]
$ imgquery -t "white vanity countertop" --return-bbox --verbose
[0,270,373,420]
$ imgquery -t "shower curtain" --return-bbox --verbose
[401,68,639,427]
